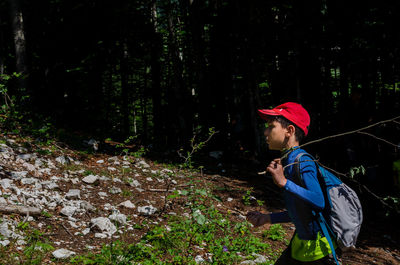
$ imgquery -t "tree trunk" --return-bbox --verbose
[150,0,163,146]
[7,0,27,90]
[120,42,130,137]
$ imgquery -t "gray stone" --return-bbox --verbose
[22,162,36,172]
[118,200,135,209]
[80,201,96,212]
[60,206,77,217]
[0,221,14,238]
[136,160,150,168]
[129,179,141,187]
[82,175,99,184]
[10,171,28,180]
[138,205,157,216]
[52,248,76,259]
[17,154,34,161]
[65,189,81,200]
[0,240,10,246]
[41,181,59,190]
[95,233,107,238]
[90,217,117,235]
[108,213,127,225]
[0,179,13,189]
[20,178,38,185]
[82,228,90,235]
[55,156,70,165]
[109,187,122,194]
[195,255,206,264]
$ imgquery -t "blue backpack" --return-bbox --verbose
[295,153,363,265]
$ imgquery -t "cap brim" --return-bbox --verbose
[257,109,280,120]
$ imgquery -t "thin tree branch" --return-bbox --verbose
[301,115,400,148]
[357,131,399,147]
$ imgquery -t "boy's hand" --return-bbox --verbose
[267,159,287,188]
[246,211,271,227]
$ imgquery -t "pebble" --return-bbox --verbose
[52,248,76,259]
[82,175,99,184]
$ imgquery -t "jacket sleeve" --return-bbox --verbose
[270,211,291,223]
[283,156,325,210]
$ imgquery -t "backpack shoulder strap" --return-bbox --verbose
[294,153,340,265]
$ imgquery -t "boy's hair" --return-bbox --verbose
[269,116,306,143]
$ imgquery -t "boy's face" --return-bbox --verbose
[264,120,288,151]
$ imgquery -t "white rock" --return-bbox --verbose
[195,255,206,264]
[80,201,96,212]
[129,179,141,187]
[91,217,117,235]
[138,205,157,216]
[71,178,80,184]
[108,156,119,162]
[68,221,79,229]
[20,178,38,185]
[10,171,28,180]
[17,154,34,161]
[146,177,153,182]
[65,189,81,200]
[86,139,99,151]
[119,200,135,209]
[22,162,36,172]
[252,253,267,263]
[109,187,122,194]
[52,248,76,259]
[137,160,150,168]
[227,198,233,202]
[161,168,173,174]
[0,221,14,238]
[108,213,127,225]
[98,192,107,197]
[41,181,59,190]
[55,156,70,165]
[108,167,117,171]
[82,228,90,235]
[95,233,107,238]
[82,175,99,184]
[96,160,104,164]
[60,206,77,217]
[0,179,13,189]
[0,240,10,246]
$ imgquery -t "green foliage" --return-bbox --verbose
[262,224,286,241]
[0,222,54,265]
[178,127,217,169]
[73,185,274,264]
[242,189,253,206]
[349,165,366,178]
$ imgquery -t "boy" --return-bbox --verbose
[246,102,339,264]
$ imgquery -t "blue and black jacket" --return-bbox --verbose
[270,147,325,240]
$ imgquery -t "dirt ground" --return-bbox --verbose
[1,135,400,264]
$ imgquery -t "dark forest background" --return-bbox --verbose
[1,0,400,210]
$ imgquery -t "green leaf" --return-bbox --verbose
[193,211,206,225]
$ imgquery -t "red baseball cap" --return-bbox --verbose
[258,102,310,136]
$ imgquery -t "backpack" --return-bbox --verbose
[295,153,363,264]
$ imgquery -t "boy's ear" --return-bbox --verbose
[286,125,296,136]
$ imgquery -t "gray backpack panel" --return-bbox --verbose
[329,183,363,249]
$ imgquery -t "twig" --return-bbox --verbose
[357,131,399,147]
[61,223,73,236]
[301,115,400,148]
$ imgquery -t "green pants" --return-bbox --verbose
[274,244,341,265]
